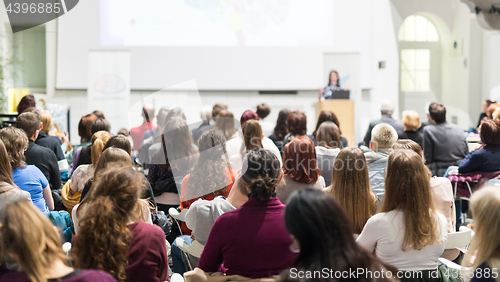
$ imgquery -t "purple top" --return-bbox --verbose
[70,147,83,176]
[0,268,117,282]
[198,197,297,279]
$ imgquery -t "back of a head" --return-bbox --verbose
[380,100,395,116]
[273,109,291,138]
[314,110,341,137]
[91,131,112,168]
[283,136,319,184]
[156,106,170,128]
[382,149,439,251]
[243,119,263,151]
[74,166,143,281]
[256,103,271,119]
[16,112,41,138]
[0,139,14,186]
[91,118,111,134]
[240,110,259,127]
[103,135,132,156]
[39,110,53,134]
[371,123,398,149]
[142,105,155,122]
[78,114,98,141]
[215,110,236,140]
[94,147,132,177]
[212,103,228,118]
[200,105,213,123]
[330,147,374,234]
[0,127,29,170]
[392,139,422,157]
[487,104,500,119]
[162,117,195,161]
[1,200,65,282]
[492,107,500,122]
[165,107,186,123]
[467,186,500,268]
[197,129,227,154]
[428,102,446,124]
[92,110,106,119]
[402,110,421,131]
[241,149,281,201]
[316,121,341,149]
[16,95,36,114]
[286,110,307,136]
[480,119,500,146]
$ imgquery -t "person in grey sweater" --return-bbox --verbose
[423,102,468,176]
[361,100,404,147]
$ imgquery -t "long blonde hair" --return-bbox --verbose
[39,110,53,134]
[0,201,67,282]
[381,149,442,251]
[465,186,500,277]
[91,131,112,168]
[327,147,376,234]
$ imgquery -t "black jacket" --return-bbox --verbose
[25,140,61,190]
[35,131,64,160]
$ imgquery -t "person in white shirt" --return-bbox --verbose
[357,149,448,271]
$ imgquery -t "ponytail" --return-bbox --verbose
[90,131,112,168]
[243,120,263,152]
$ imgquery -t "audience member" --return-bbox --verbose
[315,121,342,186]
[130,104,156,151]
[357,150,448,272]
[256,103,274,136]
[324,147,377,234]
[138,106,169,165]
[211,103,228,120]
[464,186,500,282]
[72,118,112,171]
[241,119,263,155]
[192,105,214,143]
[70,131,111,193]
[103,135,132,156]
[312,110,348,148]
[493,107,500,122]
[364,123,398,200]
[147,107,187,163]
[283,110,309,143]
[16,94,36,114]
[92,110,106,119]
[276,136,325,203]
[0,201,117,282]
[268,109,290,145]
[66,113,98,165]
[477,100,494,128]
[16,112,61,192]
[279,189,397,282]
[486,103,499,119]
[0,127,53,213]
[215,110,237,140]
[0,139,31,214]
[399,110,424,147]
[198,149,297,278]
[73,166,168,282]
[362,100,404,146]
[423,102,468,176]
[458,119,500,174]
[36,109,65,161]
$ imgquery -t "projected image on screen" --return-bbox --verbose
[100,0,333,47]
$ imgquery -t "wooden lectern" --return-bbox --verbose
[316,99,355,147]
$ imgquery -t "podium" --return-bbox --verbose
[316,99,355,147]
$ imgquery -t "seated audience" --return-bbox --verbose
[35,109,65,161]
[66,113,98,166]
[16,94,36,114]
[486,103,499,119]
[315,121,342,186]
[0,127,53,213]
[276,136,325,204]
[279,189,397,282]
[312,110,348,148]
[0,201,116,282]
[191,105,213,143]
[138,106,169,166]
[399,110,424,147]
[240,119,263,156]
[225,111,281,170]
[72,118,111,171]
[365,123,398,200]
[198,149,297,278]
[0,139,31,214]
[103,135,132,156]
[73,166,168,282]
[129,104,156,151]
[477,100,494,128]
[464,186,500,282]
[92,110,105,119]
[324,147,377,234]
[16,112,61,191]
[215,110,237,141]
[459,119,500,174]
[282,110,310,144]
[70,131,111,193]
[423,102,468,176]
[256,103,274,137]
[357,150,448,272]
[362,100,404,147]
[268,109,290,145]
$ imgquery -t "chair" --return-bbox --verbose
[445,227,473,250]
[175,237,204,258]
[169,208,196,271]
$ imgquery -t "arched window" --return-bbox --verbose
[398,15,439,42]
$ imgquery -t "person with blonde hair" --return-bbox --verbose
[70,131,112,193]
[399,110,424,147]
[0,201,117,282]
[464,186,500,282]
[364,123,398,164]
[324,147,377,234]
[357,149,448,272]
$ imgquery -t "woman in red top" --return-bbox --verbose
[72,166,168,282]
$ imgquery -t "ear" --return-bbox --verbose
[39,122,43,130]
[261,134,264,140]
[369,141,373,149]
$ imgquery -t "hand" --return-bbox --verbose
[61,132,69,144]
